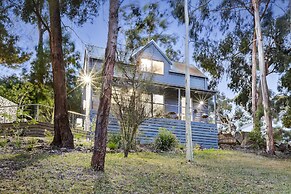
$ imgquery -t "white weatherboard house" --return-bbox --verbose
[83,40,218,148]
[0,96,17,123]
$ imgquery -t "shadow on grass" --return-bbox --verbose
[93,173,116,194]
[0,151,52,180]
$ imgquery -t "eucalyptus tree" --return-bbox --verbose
[47,0,74,148]
[91,0,121,172]
[167,0,290,153]
[11,0,102,148]
[252,0,275,154]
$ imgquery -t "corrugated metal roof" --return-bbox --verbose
[171,62,207,78]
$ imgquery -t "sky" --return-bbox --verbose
[0,0,286,99]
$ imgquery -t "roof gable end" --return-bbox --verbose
[132,40,173,66]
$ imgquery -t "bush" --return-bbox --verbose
[0,139,8,147]
[154,128,178,151]
[107,142,118,150]
[27,137,38,145]
[107,133,121,150]
[249,107,265,149]
[14,138,21,149]
[249,129,265,149]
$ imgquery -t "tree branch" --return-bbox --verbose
[261,0,270,18]
[31,0,50,34]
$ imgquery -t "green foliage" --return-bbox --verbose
[14,137,22,149]
[0,138,8,147]
[0,76,53,106]
[0,1,30,66]
[25,137,37,151]
[273,128,291,143]
[282,109,291,128]
[27,137,38,145]
[44,129,52,138]
[154,128,178,151]
[74,133,85,141]
[273,94,291,128]
[107,142,118,150]
[249,106,265,149]
[120,2,180,61]
[44,129,53,143]
[107,133,121,150]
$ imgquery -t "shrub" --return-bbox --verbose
[14,138,21,149]
[0,139,8,147]
[27,137,38,145]
[249,107,265,149]
[249,129,265,149]
[107,133,121,150]
[107,142,118,150]
[154,128,178,151]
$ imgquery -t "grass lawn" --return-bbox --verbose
[0,149,290,193]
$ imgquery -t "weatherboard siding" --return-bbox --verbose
[139,44,207,90]
[108,117,218,149]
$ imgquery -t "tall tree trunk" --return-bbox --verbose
[251,32,257,128]
[48,0,74,149]
[91,0,120,171]
[252,0,275,154]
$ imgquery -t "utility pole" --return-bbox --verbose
[184,0,193,161]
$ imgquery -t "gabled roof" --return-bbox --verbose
[132,40,207,78]
[85,40,207,78]
[170,62,207,78]
[132,40,173,66]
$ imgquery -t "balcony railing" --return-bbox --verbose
[110,101,216,124]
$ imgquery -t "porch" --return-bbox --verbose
[140,86,217,124]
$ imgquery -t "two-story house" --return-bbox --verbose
[83,40,218,148]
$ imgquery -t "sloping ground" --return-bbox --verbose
[0,149,290,193]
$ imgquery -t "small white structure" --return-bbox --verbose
[0,96,17,123]
[239,123,253,132]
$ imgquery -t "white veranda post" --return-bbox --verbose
[84,52,92,132]
[85,79,92,132]
[184,0,194,161]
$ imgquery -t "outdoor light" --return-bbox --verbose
[83,75,91,84]
[199,101,204,105]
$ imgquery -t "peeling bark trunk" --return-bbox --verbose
[252,0,275,154]
[91,0,120,171]
[252,32,257,128]
[48,0,74,149]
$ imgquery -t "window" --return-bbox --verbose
[153,94,164,112]
[140,58,164,75]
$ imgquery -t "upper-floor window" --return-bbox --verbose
[140,58,164,75]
